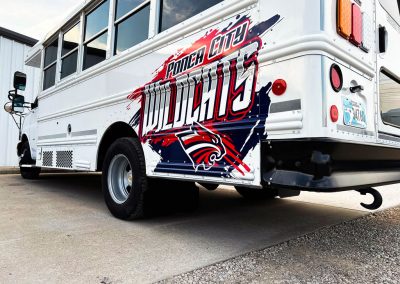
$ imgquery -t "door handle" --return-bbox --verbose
[379,26,387,53]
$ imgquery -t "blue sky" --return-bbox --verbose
[0,0,84,40]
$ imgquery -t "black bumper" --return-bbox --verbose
[262,140,400,192]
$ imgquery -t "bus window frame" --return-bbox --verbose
[157,0,224,33]
[38,0,230,95]
[379,68,400,129]
[42,36,60,91]
[60,20,82,81]
[113,0,151,56]
[82,0,111,71]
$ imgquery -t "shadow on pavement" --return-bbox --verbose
[31,173,282,218]
[28,173,362,225]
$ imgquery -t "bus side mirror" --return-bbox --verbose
[13,72,27,91]
[12,94,25,113]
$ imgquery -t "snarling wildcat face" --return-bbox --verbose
[176,122,226,171]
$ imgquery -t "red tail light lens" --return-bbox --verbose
[272,79,287,96]
[350,4,362,46]
[330,64,343,92]
[330,105,339,122]
[337,0,364,50]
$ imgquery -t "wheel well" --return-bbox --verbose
[97,122,138,171]
[17,134,29,156]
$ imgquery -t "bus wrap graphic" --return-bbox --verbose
[128,14,281,178]
[176,122,227,171]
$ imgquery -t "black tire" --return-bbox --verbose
[235,186,278,200]
[199,183,219,191]
[20,167,41,179]
[102,138,148,220]
[19,141,41,179]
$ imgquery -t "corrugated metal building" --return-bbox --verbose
[0,27,40,167]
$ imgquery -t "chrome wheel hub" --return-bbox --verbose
[107,154,133,204]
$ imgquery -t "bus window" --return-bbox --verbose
[379,0,400,24]
[61,23,80,79]
[83,0,110,70]
[84,0,110,41]
[114,0,150,55]
[116,0,146,19]
[84,33,108,70]
[159,0,223,32]
[380,71,400,128]
[43,38,58,90]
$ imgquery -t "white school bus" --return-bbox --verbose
[4,0,400,219]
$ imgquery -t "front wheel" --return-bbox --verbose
[235,186,278,200]
[102,138,148,220]
[20,166,41,179]
[19,141,41,179]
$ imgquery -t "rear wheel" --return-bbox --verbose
[19,141,41,179]
[102,138,148,220]
[235,186,278,200]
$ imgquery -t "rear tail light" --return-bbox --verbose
[350,4,362,46]
[338,0,352,39]
[330,64,343,92]
[337,0,366,52]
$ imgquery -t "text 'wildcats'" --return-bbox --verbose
[141,42,259,137]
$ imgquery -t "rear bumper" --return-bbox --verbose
[262,140,400,192]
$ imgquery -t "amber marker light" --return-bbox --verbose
[337,0,352,39]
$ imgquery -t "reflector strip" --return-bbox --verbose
[350,3,362,46]
[338,0,352,39]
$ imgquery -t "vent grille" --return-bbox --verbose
[42,151,53,167]
[56,151,73,168]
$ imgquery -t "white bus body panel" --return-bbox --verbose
[22,0,400,189]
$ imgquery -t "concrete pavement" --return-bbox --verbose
[0,167,19,175]
[162,206,400,283]
[0,173,399,283]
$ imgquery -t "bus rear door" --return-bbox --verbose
[377,0,400,139]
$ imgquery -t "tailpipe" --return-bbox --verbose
[356,188,383,210]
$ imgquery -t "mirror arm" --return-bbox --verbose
[23,102,32,110]
[8,90,16,100]
[7,110,23,140]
